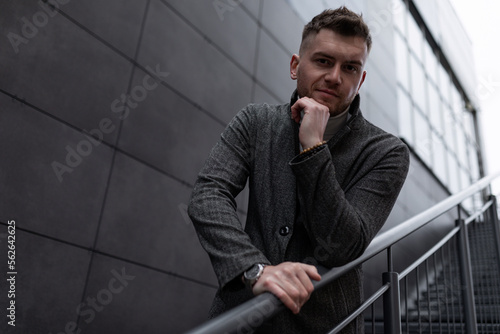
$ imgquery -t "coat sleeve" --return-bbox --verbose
[289,140,410,268]
[188,106,270,290]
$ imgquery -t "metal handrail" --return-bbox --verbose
[399,225,459,279]
[186,170,500,334]
[326,282,390,334]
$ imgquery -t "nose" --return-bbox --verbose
[325,64,342,84]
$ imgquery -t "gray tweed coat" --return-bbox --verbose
[188,91,410,333]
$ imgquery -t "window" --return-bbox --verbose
[447,152,460,193]
[393,0,406,35]
[450,86,463,118]
[424,42,438,86]
[414,108,431,166]
[398,86,414,143]
[427,82,442,135]
[455,124,468,170]
[438,66,451,106]
[407,14,423,59]
[460,167,470,191]
[463,111,476,143]
[410,54,427,113]
[443,107,456,154]
[432,131,448,184]
[395,32,410,92]
[468,142,480,181]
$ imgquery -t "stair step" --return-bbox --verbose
[401,220,500,332]
[365,321,500,334]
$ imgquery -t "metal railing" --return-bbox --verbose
[186,171,500,334]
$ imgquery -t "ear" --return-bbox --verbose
[357,70,367,93]
[290,54,300,80]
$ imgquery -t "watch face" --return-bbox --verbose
[247,265,260,277]
[245,264,262,279]
[244,264,265,289]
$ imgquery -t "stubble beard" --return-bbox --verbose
[296,81,354,116]
[329,93,355,116]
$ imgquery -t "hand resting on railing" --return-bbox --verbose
[251,262,321,314]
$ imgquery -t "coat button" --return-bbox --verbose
[279,226,290,236]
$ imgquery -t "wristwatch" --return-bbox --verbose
[243,263,266,289]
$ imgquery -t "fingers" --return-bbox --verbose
[291,97,329,118]
[252,262,322,314]
[290,99,303,124]
[304,265,322,282]
[290,97,330,149]
[291,97,326,124]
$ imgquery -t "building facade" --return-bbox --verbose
[0,0,484,332]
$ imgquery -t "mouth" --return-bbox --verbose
[316,89,339,98]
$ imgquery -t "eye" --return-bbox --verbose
[316,58,331,66]
[343,64,358,72]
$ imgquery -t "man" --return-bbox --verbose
[188,7,409,333]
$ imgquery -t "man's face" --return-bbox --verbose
[290,29,368,116]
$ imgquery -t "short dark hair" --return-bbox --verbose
[300,7,372,54]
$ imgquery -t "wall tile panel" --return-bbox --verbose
[78,254,216,333]
[255,30,296,103]
[0,2,133,144]
[137,1,252,124]
[61,0,147,58]
[0,230,90,334]
[96,152,217,285]
[118,68,224,185]
[164,0,259,71]
[260,0,302,54]
[0,93,113,247]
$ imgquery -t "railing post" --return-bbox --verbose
[383,272,401,334]
[488,195,500,268]
[456,218,478,334]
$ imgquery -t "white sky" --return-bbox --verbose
[448,0,500,195]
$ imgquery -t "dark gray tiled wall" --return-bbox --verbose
[77,254,215,334]
[137,0,254,125]
[165,0,259,72]
[118,67,224,185]
[255,29,297,102]
[253,82,282,105]
[0,93,112,247]
[261,0,302,54]
[60,0,148,59]
[241,0,261,19]
[1,0,464,332]
[0,2,134,145]
[0,230,90,334]
[96,152,217,284]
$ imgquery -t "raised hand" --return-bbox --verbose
[290,97,330,150]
